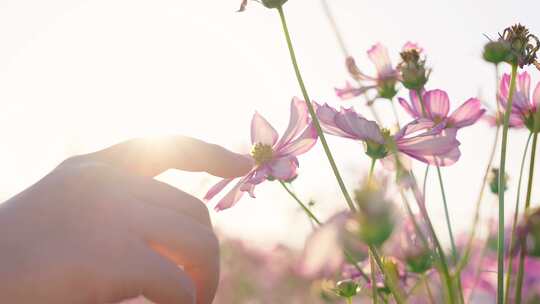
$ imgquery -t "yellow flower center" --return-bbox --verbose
[250,143,274,166]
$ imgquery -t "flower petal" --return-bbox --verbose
[367,43,394,78]
[402,41,423,53]
[514,71,531,112]
[275,97,309,150]
[214,177,249,211]
[410,89,426,117]
[397,128,460,166]
[448,98,485,128]
[398,97,420,118]
[335,82,372,100]
[278,123,318,156]
[346,56,373,81]
[314,102,357,139]
[269,156,298,180]
[335,109,384,143]
[533,81,540,111]
[424,89,450,120]
[204,178,234,202]
[251,112,278,146]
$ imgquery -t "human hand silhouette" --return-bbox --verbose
[0,136,253,304]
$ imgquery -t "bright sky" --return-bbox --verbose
[1,0,540,249]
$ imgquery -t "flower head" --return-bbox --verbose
[205,98,317,211]
[497,71,540,132]
[499,24,540,68]
[238,0,287,11]
[315,102,461,167]
[398,89,485,129]
[336,43,419,101]
[398,44,429,90]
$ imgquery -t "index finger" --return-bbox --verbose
[78,136,254,178]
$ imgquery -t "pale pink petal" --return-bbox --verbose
[416,146,461,167]
[314,102,357,139]
[204,178,234,202]
[513,71,531,112]
[275,97,309,150]
[402,41,423,53]
[533,81,540,110]
[247,166,270,185]
[448,98,486,128]
[251,112,278,146]
[346,56,373,81]
[335,109,384,143]
[367,43,394,78]
[498,73,511,108]
[269,156,298,180]
[335,82,373,100]
[214,177,250,211]
[483,114,498,127]
[240,182,256,198]
[238,0,248,11]
[394,118,437,140]
[410,89,426,117]
[424,89,450,120]
[398,97,420,118]
[277,123,318,156]
[397,129,460,166]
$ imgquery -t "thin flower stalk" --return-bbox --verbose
[515,132,538,303]
[497,63,518,303]
[277,6,356,212]
[504,132,532,304]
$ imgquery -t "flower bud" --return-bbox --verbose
[261,0,288,9]
[483,41,512,64]
[334,279,360,298]
[398,49,429,90]
[351,178,395,246]
[488,168,508,194]
[498,24,540,68]
[378,80,399,100]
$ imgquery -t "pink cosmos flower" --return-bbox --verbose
[336,42,422,100]
[204,98,317,211]
[496,71,540,131]
[398,89,485,129]
[315,103,461,167]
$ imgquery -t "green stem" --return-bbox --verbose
[369,158,376,182]
[497,63,518,303]
[370,252,379,304]
[279,180,321,226]
[504,132,533,304]
[435,166,465,304]
[423,165,430,200]
[346,297,353,304]
[435,166,458,262]
[369,245,407,304]
[459,126,501,271]
[277,6,356,212]
[515,132,538,303]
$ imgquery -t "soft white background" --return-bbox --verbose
[1,0,539,249]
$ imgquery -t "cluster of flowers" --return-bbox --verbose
[204,1,540,303]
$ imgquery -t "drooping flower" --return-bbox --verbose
[336,42,420,101]
[315,102,461,167]
[398,89,485,129]
[497,71,540,132]
[204,98,317,211]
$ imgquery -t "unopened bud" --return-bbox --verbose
[398,50,429,90]
[488,168,508,194]
[334,279,360,298]
[261,0,288,9]
[483,41,512,64]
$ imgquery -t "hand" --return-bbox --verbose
[0,136,252,304]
